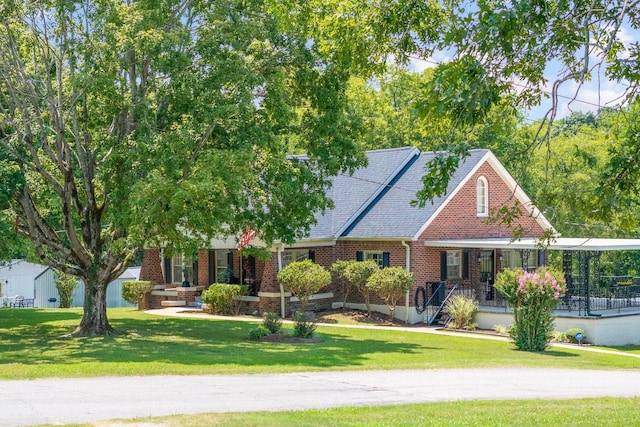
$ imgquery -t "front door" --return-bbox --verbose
[479,250,495,301]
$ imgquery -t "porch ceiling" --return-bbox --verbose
[423,237,640,251]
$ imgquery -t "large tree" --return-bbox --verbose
[0,0,364,335]
[274,0,640,211]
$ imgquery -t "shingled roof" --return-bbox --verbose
[304,147,551,242]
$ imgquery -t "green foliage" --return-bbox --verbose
[333,260,379,312]
[445,295,478,330]
[277,260,331,312]
[493,324,509,336]
[54,271,79,309]
[0,0,365,335]
[292,311,317,338]
[121,281,154,307]
[201,284,248,315]
[262,312,283,334]
[366,267,413,321]
[495,267,567,351]
[249,325,271,340]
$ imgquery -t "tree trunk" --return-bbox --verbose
[71,275,115,336]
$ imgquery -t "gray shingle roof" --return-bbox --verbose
[307,147,419,240]
[306,147,489,240]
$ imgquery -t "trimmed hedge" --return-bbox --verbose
[201,283,248,315]
[121,281,154,308]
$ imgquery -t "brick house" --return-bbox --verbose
[140,147,553,323]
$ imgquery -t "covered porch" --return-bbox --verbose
[424,238,640,317]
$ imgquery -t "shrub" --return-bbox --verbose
[493,324,509,335]
[201,283,248,315]
[249,325,271,340]
[445,294,478,330]
[335,260,379,312]
[277,260,331,312]
[551,330,568,342]
[54,270,79,308]
[565,328,587,343]
[121,280,154,308]
[366,266,413,321]
[262,312,282,334]
[292,311,317,338]
[494,267,566,351]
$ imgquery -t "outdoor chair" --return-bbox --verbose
[11,296,25,308]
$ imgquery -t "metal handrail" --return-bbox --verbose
[426,283,458,326]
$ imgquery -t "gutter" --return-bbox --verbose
[401,240,410,323]
[277,243,285,318]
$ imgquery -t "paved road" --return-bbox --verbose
[2,368,640,426]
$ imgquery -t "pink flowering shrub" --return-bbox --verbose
[494,267,566,351]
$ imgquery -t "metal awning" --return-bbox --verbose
[424,237,640,251]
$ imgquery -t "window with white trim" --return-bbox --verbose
[477,176,488,217]
[215,250,231,283]
[447,250,461,279]
[282,250,310,268]
[501,250,537,271]
[365,251,384,268]
[172,254,193,285]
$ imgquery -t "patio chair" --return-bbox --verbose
[11,296,25,308]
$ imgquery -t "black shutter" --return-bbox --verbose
[538,250,545,266]
[308,250,315,263]
[164,257,172,284]
[382,252,390,268]
[208,250,215,284]
[440,251,447,281]
[462,251,469,280]
[192,258,198,286]
[356,251,363,261]
[227,252,234,282]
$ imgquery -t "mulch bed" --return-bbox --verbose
[256,333,323,343]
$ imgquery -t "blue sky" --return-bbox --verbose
[407,25,636,122]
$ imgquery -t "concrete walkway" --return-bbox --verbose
[2,308,639,426]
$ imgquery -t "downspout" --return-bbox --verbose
[401,240,411,323]
[277,244,285,318]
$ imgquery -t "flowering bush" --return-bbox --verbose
[494,267,566,351]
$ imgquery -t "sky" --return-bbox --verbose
[407,26,636,122]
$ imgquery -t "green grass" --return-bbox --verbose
[1,308,638,380]
[73,397,640,426]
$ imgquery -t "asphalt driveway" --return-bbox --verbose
[2,368,640,426]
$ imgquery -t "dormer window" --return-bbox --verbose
[477,176,488,217]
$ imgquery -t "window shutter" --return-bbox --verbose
[164,257,172,284]
[356,251,363,261]
[227,252,234,281]
[382,252,391,268]
[208,250,215,284]
[538,250,545,266]
[462,251,469,280]
[192,258,198,286]
[308,250,315,263]
[440,251,447,281]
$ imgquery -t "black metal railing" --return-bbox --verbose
[556,275,640,314]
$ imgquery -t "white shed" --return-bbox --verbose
[2,260,139,309]
[0,260,49,300]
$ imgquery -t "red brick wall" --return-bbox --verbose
[139,249,164,284]
[197,250,209,286]
[420,163,546,240]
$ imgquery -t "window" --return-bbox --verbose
[282,250,310,268]
[501,250,537,271]
[447,250,461,279]
[477,176,488,217]
[172,254,193,285]
[365,251,384,268]
[215,250,231,283]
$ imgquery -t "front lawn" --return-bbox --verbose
[94,397,640,426]
[0,308,638,380]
